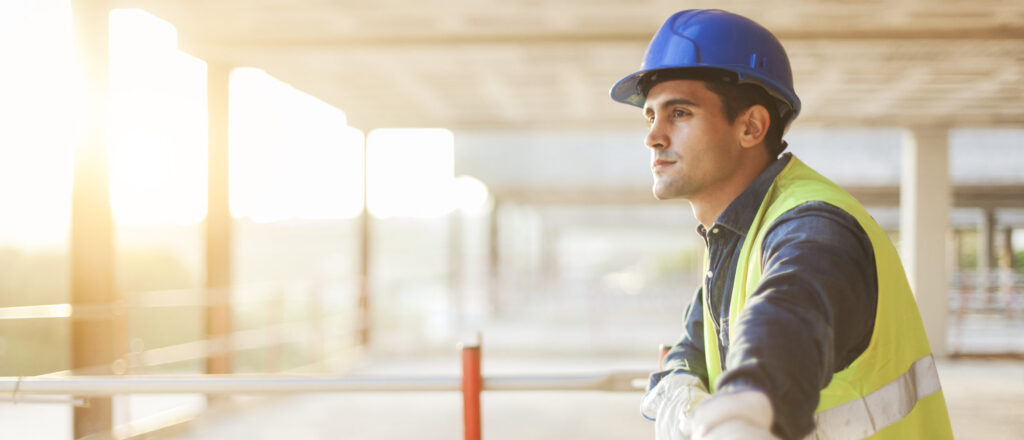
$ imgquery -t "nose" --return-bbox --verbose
[645,119,667,150]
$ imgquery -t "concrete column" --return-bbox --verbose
[998,227,1015,301]
[538,219,558,285]
[357,130,372,346]
[978,209,996,274]
[978,209,996,299]
[948,229,966,319]
[999,227,1015,270]
[947,229,960,276]
[487,199,501,317]
[449,211,464,332]
[900,127,951,357]
[205,61,232,376]
[70,0,118,436]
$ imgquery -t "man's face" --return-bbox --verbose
[642,79,743,201]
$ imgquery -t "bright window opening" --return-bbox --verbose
[0,0,76,249]
[108,9,207,226]
[229,68,363,223]
[367,128,455,219]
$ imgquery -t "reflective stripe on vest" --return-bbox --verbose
[806,354,941,440]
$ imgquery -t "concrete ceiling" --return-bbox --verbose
[113,0,1024,131]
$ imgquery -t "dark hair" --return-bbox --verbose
[639,68,790,157]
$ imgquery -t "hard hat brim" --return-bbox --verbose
[609,70,648,108]
[609,65,801,121]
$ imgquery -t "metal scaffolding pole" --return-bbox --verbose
[0,370,645,396]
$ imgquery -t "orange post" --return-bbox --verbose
[461,342,482,440]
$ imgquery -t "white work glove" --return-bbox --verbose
[682,390,778,440]
[641,373,711,440]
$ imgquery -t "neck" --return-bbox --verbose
[689,155,773,229]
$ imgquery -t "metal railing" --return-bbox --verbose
[2,269,1022,437]
[950,269,1024,315]
[0,342,648,440]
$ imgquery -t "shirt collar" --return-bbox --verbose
[703,153,793,237]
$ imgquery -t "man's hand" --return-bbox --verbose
[641,373,710,440]
[682,390,777,440]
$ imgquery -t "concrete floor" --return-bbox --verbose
[938,358,1024,439]
[160,355,1024,440]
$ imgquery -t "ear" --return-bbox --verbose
[738,105,770,149]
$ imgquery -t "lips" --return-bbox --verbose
[652,159,676,170]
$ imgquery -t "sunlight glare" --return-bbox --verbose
[453,175,491,216]
[367,128,455,219]
[229,68,364,223]
[0,0,76,249]
[108,9,208,226]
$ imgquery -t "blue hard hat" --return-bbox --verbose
[610,9,800,121]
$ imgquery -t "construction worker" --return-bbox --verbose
[609,9,953,440]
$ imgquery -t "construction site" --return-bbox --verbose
[0,0,1022,438]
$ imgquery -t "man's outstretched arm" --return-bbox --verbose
[714,202,878,439]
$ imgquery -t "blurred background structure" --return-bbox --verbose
[0,0,1022,438]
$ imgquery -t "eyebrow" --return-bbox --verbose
[643,98,700,115]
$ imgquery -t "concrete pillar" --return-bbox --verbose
[357,131,372,346]
[205,61,232,376]
[978,208,996,298]
[998,227,1015,302]
[948,229,964,318]
[900,127,951,357]
[487,199,501,316]
[948,229,966,354]
[449,211,464,332]
[70,0,119,436]
[947,229,960,276]
[978,209,996,272]
[999,227,1015,270]
[538,219,558,285]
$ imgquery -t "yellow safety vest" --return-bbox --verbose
[700,156,953,439]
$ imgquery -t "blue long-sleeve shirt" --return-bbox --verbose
[653,153,878,440]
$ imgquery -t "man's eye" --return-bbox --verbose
[646,115,655,125]
[673,109,687,118]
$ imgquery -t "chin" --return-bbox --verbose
[652,182,689,201]
[651,186,674,201]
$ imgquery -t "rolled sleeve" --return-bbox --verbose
[716,201,878,440]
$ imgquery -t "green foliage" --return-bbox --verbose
[0,247,200,375]
[959,231,978,269]
[0,320,69,375]
[116,250,197,293]
[0,248,68,307]
[116,250,203,356]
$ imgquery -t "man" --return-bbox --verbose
[609,9,953,440]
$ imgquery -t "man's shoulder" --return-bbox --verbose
[763,200,872,252]
[769,200,862,230]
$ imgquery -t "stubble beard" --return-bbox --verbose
[651,173,694,201]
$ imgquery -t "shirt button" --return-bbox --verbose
[711,227,719,234]
[706,270,713,278]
